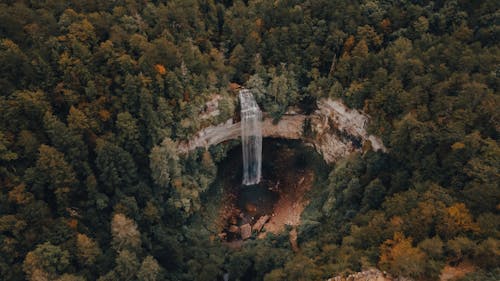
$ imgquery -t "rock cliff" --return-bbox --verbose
[177,99,386,163]
[327,268,411,281]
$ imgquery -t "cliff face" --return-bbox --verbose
[327,269,401,281]
[307,99,386,163]
[177,99,386,163]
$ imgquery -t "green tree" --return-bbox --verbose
[229,44,247,82]
[3,91,50,131]
[95,139,137,194]
[34,150,64,182]
[474,238,500,270]
[0,130,17,177]
[463,137,500,213]
[16,130,39,161]
[67,106,92,133]
[0,39,32,93]
[149,137,180,187]
[266,67,300,119]
[23,242,70,280]
[76,233,101,266]
[29,145,76,211]
[447,236,476,263]
[361,178,386,211]
[115,250,140,281]
[43,111,90,178]
[137,256,161,281]
[116,111,143,156]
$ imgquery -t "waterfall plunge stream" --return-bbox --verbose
[239,89,262,186]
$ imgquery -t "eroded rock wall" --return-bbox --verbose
[327,268,399,281]
[176,99,386,163]
[308,99,386,163]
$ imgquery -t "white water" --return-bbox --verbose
[239,89,262,185]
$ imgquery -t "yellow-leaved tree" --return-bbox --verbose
[379,232,426,278]
[111,213,141,252]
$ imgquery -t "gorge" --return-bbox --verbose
[180,93,388,244]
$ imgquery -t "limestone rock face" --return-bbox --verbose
[327,269,396,281]
[240,224,252,240]
[176,99,386,164]
[252,215,269,233]
[261,115,306,139]
[200,94,222,120]
[307,99,386,163]
[177,119,239,154]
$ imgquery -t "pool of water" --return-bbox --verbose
[237,183,278,218]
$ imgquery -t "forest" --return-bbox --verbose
[0,0,498,280]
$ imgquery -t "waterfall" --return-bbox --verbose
[239,89,262,185]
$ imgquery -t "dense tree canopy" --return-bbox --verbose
[0,0,498,280]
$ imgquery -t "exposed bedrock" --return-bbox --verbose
[177,99,386,163]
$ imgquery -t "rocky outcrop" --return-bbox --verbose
[307,99,386,163]
[252,215,270,233]
[327,269,416,281]
[262,115,306,139]
[176,99,386,163]
[327,269,394,281]
[240,224,252,240]
[177,115,306,154]
[177,119,239,154]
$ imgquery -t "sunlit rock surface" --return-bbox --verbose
[200,94,222,120]
[177,98,386,163]
[327,268,395,281]
[309,99,386,163]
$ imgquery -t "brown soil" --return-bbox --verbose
[260,143,315,236]
[260,169,314,235]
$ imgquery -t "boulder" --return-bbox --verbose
[240,224,252,240]
[327,268,393,281]
[228,225,239,233]
[252,215,269,233]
